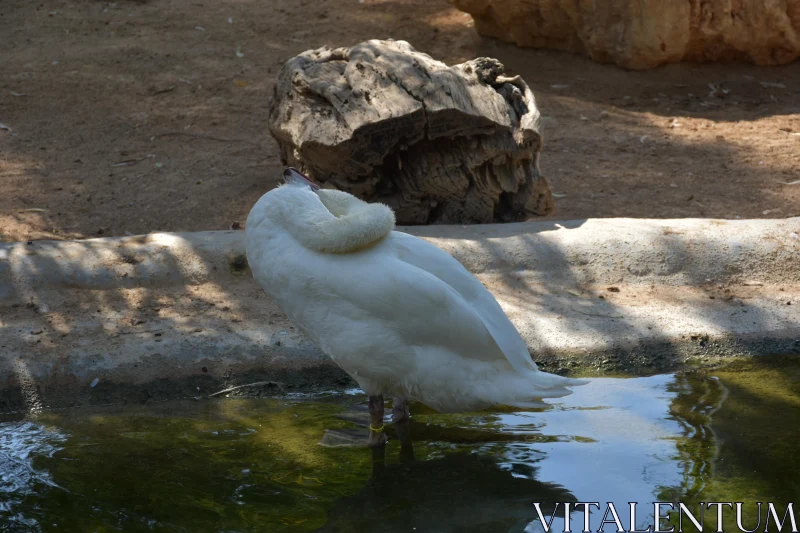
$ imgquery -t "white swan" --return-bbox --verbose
[246,168,586,445]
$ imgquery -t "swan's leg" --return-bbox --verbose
[367,394,387,447]
[391,397,414,459]
[391,396,409,423]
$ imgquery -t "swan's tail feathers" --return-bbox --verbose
[501,370,588,409]
[529,370,589,389]
[507,399,550,409]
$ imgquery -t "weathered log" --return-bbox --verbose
[268,39,554,224]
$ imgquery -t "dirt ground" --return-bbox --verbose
[1,0,798,243]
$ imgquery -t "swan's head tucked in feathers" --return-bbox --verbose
[245,174,395,254]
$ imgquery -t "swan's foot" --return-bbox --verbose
[392,396,410,423]
[367,394,387,447]
[370,445,386,475]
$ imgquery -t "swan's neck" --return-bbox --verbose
[280,188,395,254]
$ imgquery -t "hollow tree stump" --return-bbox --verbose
[268,39,554,224]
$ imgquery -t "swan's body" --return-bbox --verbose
[245,175,584,414]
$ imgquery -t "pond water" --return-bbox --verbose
[1,361,799,533]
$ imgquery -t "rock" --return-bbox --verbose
[452,0,800,69]
[268,39,554,224]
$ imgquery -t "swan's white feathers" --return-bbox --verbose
[388,231,539,375]
[245,182,585,412]
[249,183,395,254]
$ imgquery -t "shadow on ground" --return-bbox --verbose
[1,0,798,242]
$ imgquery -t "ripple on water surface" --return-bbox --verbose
[1,361,799,533]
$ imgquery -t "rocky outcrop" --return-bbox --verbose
[268,39,554,225]
[453,0,800,69]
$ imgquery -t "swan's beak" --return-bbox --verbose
[284,167,321,192]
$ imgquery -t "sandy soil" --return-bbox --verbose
[1,0,798,243]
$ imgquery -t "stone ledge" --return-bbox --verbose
[1,218,798,413]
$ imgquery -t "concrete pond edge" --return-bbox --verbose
[1,217,798,413]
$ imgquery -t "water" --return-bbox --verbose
[1,361,799,533]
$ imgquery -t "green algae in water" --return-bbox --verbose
[659,360,800,533]
[2,360,800,533]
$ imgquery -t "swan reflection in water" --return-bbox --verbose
[315,417,576,533]
[314,372,737,533]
